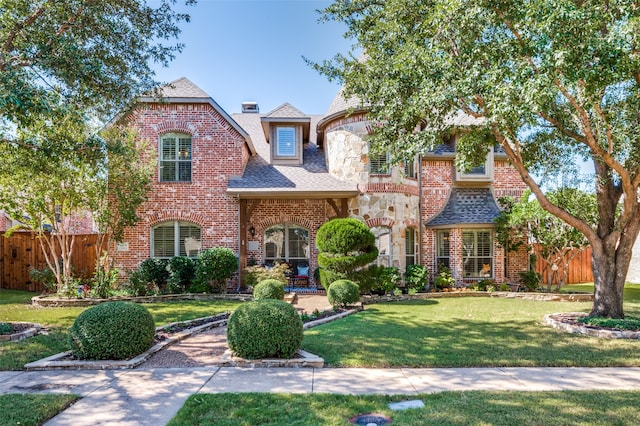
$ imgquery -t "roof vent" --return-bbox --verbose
[242,102,259,113]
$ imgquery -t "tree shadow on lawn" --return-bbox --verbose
[302,301,640,368]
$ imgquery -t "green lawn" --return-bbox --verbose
[0,393,79,426]
[0,289,243,370]
[302,284,640,367]
[169,391,640,426]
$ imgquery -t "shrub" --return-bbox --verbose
[138,258,170,291]
[29,267,56,293]
[227,300,303,359]
[316,218,378,288]
[68,301,155,360]
[356,264,400,294]
[327,279,360,308]
[122,269,158,296]
[434,265,456,290]
[476,278,496,291]
[244,263,289,289]
[405,265,429,292]
[519,269,542,291]
[195,247,238,293]
[166,256,196,294]
[253,279,285,300]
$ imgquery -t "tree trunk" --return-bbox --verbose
[590,234,634,318]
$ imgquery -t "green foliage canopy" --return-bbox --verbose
[315,0,640,318]
[0,0,195,129]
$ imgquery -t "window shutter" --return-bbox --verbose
[276,127,296,157]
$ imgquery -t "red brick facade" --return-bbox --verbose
[112,102,250,272]
[114,82,531,289]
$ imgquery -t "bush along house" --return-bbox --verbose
[112,77,528,289]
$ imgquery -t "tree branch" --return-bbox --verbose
[1,2,50,55]
[492,126,598,242]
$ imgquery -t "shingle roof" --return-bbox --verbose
[158,77,210,98]
[426,188,502,227]
[264,103,308,119]
[228,111,358,198]
[324,87,367,119]
[138,77,255,155]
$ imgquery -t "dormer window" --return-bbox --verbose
[456,149,494,182]
[276,126,296,157]
[260,103,310,166]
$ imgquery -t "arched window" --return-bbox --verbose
[160,132,192,182]
[263,224,309,267]
[371,226,392,267]
[152,221,201,258]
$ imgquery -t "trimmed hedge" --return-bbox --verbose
[327,279,361,308]
[227,300,303,359]
[253,279,285,300]
[315,218,375,254]
[68,301,155,360]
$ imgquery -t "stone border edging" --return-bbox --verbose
[0,322,42,342]
[544,313,640,339]
[31,293,252,307]
[362,291,593,304]
[24,313,229,371]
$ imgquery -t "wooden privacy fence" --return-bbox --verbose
[532,244,593,285]
[0,232,98,292]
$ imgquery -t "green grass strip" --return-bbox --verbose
[169,391,640,426]
[0,393,79,426]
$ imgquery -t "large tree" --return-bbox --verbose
[1,0,194,130]
[315,0,640,318]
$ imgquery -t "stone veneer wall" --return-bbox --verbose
[324,115,422,272]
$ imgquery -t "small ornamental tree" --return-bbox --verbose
[316,218,378,288]
[195,247,238,293]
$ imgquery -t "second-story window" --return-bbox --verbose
[276,127,296,157]
[160,133,192,182]
[369,152,390,175]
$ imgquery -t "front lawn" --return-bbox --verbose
[302,287,640,367]
[169,391,640,426]
[0,289,243,370]
[0,393,79,426]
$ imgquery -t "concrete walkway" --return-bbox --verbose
[1,367,640,425]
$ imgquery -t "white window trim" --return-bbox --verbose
[151,221,201,258]
[456,150,494,182]
[159,132,192,182]
[462,229,494,278]
[276,126,297,157]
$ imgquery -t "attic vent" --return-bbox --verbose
[242,102,259,113]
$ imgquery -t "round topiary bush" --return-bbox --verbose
[327,279,361,308]
[253,279,285,300]
[227,300,303,359]
[68,301,155,360]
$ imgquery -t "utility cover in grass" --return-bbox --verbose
[388,400,425,410]
[349,413,392,425]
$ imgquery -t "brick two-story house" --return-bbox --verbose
[113,77,529,287]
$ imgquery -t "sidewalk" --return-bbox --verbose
[1,367,640,425]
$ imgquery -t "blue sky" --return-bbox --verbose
[152,0,353,115]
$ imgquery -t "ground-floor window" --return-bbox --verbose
[436,230,450,270]
[264,224,309,267]
[405,227,418,266]
[151,221,201,258]
[372,226,392,267]
[462,229,493,278]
